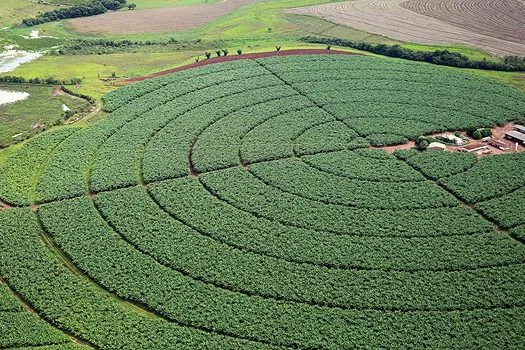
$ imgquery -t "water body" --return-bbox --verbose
[0,49,42,73]
[0,90,30,105]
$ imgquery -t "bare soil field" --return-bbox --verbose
[68,0,260,34]
[289,0,525,57]
[125,49,360,82]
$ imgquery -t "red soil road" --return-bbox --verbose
[288,0,525,57]
[125,49,360,82]
[68,0,260,35]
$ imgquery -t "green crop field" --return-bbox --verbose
[1,55,525,348]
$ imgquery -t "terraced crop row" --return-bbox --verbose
[1,55,524,348]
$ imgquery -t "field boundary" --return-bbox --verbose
[125,49,360,83]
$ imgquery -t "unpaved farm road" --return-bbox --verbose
[68,0,261,34]
[289,0,525,57]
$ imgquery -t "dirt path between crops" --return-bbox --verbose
[68,0,261,35]
[288,0,525,57]
[125,49,361,82]
[0,198,13,209]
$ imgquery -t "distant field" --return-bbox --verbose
[289,0,525,56]
[0,0,56,26]
[0,84,89,147]
[1,55,525,348]
[68,0,261,34]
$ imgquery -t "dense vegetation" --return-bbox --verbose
[0,55,524,348]
[302,36,525,71]
[21,0,127,26]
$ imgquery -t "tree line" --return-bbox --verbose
[21,0,128,26]
[0,76,82,85]
[301,36,525,72]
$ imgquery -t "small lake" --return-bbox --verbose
[0,90,30,105]
[0,49,42,73]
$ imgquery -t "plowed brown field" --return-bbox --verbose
[68,0,260,34]
[289,0,525,57]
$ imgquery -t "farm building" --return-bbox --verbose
[505,130,525,145]
[489,139,511,151]
[514,125,525,133]
[438,133,465,145]
[457,143,488,153]
[427,142,447,151]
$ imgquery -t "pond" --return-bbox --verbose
[0,89,30,105]
[0,48,42,73]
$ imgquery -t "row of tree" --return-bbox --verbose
[21,0,128,26]
[0,76,82,85]
[301,36,525,72]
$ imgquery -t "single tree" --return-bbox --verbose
[418,140,429,150]
[205,52,211,59]
[326,45,331,50]
[216,50,221,57]
[237,49,242,55]
[128,3,136,10]
[222,49,229,56]
[195,57,200,62]
[276,46,281,52]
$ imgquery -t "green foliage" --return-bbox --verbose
[475,187,525,229]
[0,128,76,205]
[442,153,525,203]
[405,151,477,180]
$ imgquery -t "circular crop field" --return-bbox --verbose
[1,55,525,349]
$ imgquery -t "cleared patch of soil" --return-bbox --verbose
[288,0,525,57]
[68,0,260,35]
[125,49,360,82]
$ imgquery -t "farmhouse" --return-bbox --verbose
[489,139,511,151]
[457,143,488,153]
[427,142,447,151]
[505,130,525,145]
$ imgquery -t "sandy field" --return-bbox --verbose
[68,0,260,34]
[288,0,525,57]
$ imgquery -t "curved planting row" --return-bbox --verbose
[1,55,525,349]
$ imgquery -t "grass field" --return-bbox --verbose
[0,55,524,348]
[0,84,90,147]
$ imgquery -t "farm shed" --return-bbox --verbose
[489,139,511,151]
[427,142,447,151]
[457,144,488,153]
[514,125,525,133]
[505,130,525,145]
